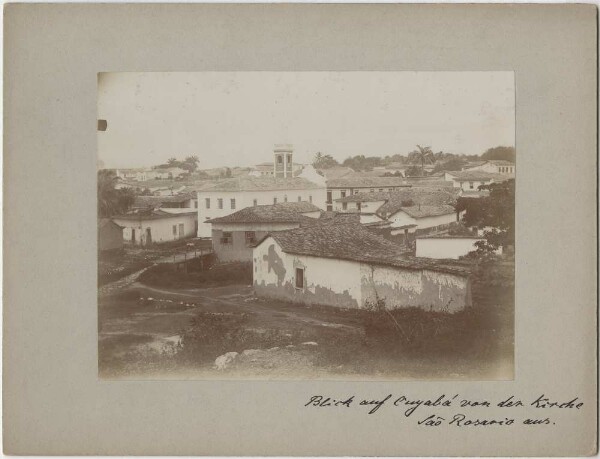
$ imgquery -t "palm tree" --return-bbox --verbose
[167,157,178,166]
[411,145,435,176]
[97,170,135,217]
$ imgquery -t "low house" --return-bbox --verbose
[112,210,198,245]
[207,202,321,262]
[98,218,123,252]
[253,223,472,312]
[444,170,510,191]
[386,205,462,234]
[325,176,411,211]
[416,234,485,259]
[333,189,461,233]
[462,160,515,175]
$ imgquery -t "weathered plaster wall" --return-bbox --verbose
[360,264,471,313]
[253,238,362,308]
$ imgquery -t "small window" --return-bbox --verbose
[469,182,474,189]
[388,188,394,192]
[273,197,277,204]
[221,231,232,244]
[205,198,210,209]
[218,198,223,209]
[295,267,304,289]
[342,202,348,210]
[230,198,236,209]
[287,154,292,164]
[341,191,346,198]
[309,195,312,203]
[172,225,177,236]
[357,202,362,211]
[370,188,375,192]
[284,195,288,203]
[194,201,198,208]
[379,188,383,192]
[327,205,333,211]
[297,196,301,202]
[245,231,256,245]
[326,191,332,203]
[353,190,359,195]
[277,155,283,164]
[253,199,258,207]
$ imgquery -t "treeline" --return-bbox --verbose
[155,155,200,172]
[312,146,515,173]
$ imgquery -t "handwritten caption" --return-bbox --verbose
[304,394,584,427]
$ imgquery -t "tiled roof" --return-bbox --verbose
[259,224,470,275]
[98,218,123,229]
[335,189,458,218]
[196,176,323,192]
[112,209,197,221]
[319,167,355,180]
[132,194,194,208]
[206,203,320,224]
[398,205,456,218]
[326,175,411,189]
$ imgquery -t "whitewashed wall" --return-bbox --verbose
[113,213,197,245]
[416,237,483,259]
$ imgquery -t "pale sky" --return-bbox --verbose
[97,72,514,169]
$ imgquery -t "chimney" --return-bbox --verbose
[274,144,293,178]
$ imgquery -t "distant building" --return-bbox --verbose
[196,147,326,237]
[253,223,472,312]
[112,210,198,245]
[98,219,123,252]
[387,205,462,233]
[207,202,322,262]
[462,160,515,175]
[444,170,511,191]
[334,188,460,234]
[325,176,411,211]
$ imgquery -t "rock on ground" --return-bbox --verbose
[214,352,239,370]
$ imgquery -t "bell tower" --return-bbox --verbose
[273,144,293,178]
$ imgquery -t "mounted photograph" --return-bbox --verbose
[97,71,515,380]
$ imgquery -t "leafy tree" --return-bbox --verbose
[312,152,339,169]
[342,155,383,171]
[481,146,516,162]
[182,155,200,172]
[456,179,515,254]
[167,157,178,166]
[432,158,468,173]
[98,170,136,217]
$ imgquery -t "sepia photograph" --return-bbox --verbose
[97,71,515,380]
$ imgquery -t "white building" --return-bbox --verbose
[416,235,485,259]
[112,210,198,245]
[444,170,511,191]
[462,160,515,175]
[196,146,326,237]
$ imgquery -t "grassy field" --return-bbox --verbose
[99,257,514,380]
